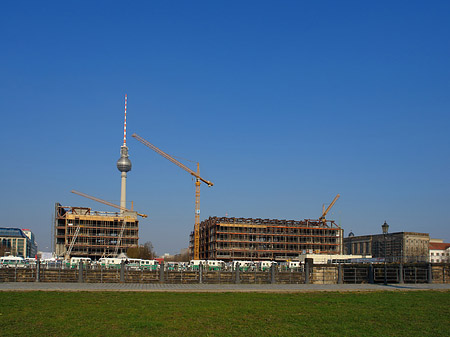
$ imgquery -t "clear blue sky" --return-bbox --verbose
[1,1,449,254]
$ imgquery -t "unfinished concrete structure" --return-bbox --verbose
[189,216,343,261]
[54,203,139,260]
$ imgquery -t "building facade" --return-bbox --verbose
[429,240,450,263]
[22,229,38,257]
[344,232,430,263]
[0,227,37,258]
[54,203,139,260]
[190,216,343,261]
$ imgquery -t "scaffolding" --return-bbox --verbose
[54,203,139,260]
[189,216,343,261]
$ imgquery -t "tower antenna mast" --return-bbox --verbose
[123,94,127,146]
[117,94,132,211]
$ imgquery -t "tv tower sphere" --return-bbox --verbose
[117,146,132,172]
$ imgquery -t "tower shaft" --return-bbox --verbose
[120,172,127,211]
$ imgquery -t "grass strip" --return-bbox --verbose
[0,291,449,336]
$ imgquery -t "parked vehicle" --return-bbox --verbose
[231,261,254,271]
[69,257,92,268]
[125,258,142,270]
[259,261,277,271]
[0,256,26,268]
[288,261,301,269]
[98,257,123,269]
[140,259,159,270]
[189,260,206,270]
[205,260,225,271]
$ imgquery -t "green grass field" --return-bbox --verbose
[0,291,449,336]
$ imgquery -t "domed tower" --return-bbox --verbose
[117,94,131,211]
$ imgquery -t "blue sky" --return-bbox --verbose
[1,1,449,254]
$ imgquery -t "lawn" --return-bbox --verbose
[0,291,449,336]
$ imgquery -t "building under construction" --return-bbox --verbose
[54,204,139,260]
[54,95,145,260]
[189,216,343,261]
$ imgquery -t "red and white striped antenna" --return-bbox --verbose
[123,94,127,146]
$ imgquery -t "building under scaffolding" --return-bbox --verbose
[189,216,343,261]
[54,203,139,260]
[344,231,430,263]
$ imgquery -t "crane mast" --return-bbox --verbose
[132,133,213,260]
[194,164,201,257]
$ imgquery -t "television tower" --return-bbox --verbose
[116,94,132,211]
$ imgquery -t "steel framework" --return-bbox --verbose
[54,203,139,260]
[189,216,343,261]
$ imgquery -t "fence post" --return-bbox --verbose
[159,262,165,283]
[199,263,203,284]
[338,264,343,284]
[120,260,125,283]
[78,261,83,283]
[443,266,446,283]
[235,262,240,284]
[35,258,40,282]
[368,264,374,284]
[399,263,404,284]
[428,263,433,284]
[271,263,275,284]
[305,263,310,284]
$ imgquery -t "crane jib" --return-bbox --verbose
[132,133,214,187]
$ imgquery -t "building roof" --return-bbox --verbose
[429,242,450,250]
[343,232,430,241]
[0,227,27,238]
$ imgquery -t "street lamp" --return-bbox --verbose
[382,221,389,285]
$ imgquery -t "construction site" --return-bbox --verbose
[54,95,344,262]
[189,216,343,262]
[54,204,139,259]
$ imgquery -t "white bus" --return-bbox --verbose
[70,257,91,268]
[0,256,26,268]
[140,259,159,270]
[205,260,225,271]
[288,261,301,269]
[126,258,142,270]
[232,261,255,271]
[259,261,277,271]
[98,257,123,269]
[189,260,206,270]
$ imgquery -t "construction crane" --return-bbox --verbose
[71,190,148,218]
[319,194,340,224]
[71,190,148,258]
[132,133,213,260]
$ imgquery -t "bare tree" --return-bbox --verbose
[0,245,8,257]
[127,241,156,259]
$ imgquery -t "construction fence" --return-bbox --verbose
[1,263,449,285]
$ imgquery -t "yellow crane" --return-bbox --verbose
[71,190,148,218]
[132,133,213,260]
[320,194,340,224]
